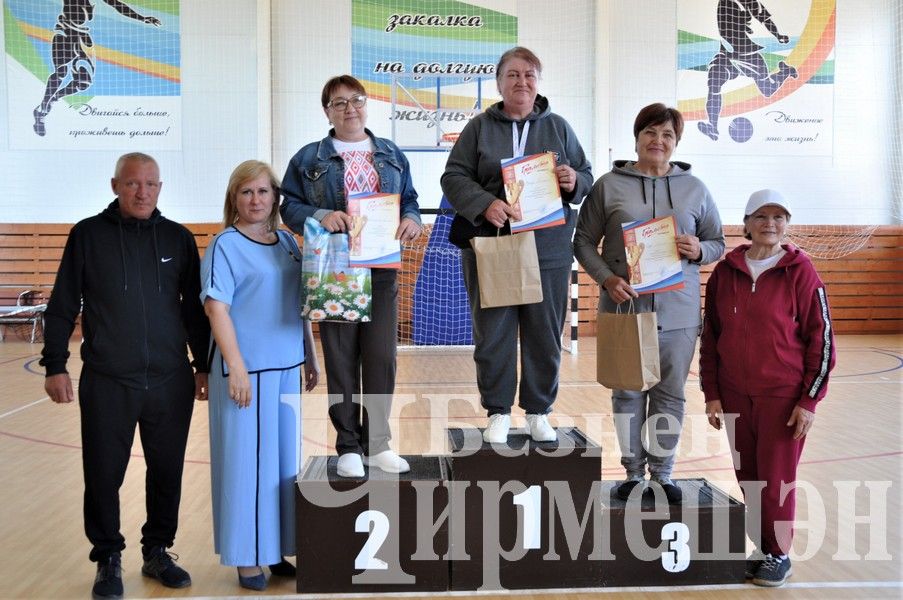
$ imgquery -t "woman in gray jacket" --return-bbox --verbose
[441,47,593,445]
[574,103,724,504]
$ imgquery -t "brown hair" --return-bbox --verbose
[321,75,367,108]
[633,103,684,142]
[495,46,542,81]
[223,160,281,232]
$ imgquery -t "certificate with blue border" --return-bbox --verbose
[347,193,401,269]
[621,215,685,294]
[501,152,565,233]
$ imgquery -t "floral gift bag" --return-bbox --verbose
[301,218,372,322]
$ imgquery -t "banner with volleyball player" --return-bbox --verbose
[676,0,835,156]
[3,0,181,150]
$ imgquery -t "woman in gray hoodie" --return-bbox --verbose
[441,47,593,445]
[574,103,725,504]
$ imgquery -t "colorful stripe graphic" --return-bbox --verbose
[678,0,835,120]
[4,0,180,96]
[352,0,516,109]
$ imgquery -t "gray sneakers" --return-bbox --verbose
[752,554,792,587]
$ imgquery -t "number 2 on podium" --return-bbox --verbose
[355,510,390,570]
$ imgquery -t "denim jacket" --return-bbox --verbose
[280,128,421,234]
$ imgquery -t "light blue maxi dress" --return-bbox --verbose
[200,227,304,566]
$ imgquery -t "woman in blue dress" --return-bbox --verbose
[201,160,319,591]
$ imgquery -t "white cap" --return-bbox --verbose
[745,189,792,217]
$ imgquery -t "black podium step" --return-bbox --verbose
[446,426,602,590]
[599,478,747,586]
[295,454,449,593]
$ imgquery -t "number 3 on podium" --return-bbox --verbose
[661,522,690,573]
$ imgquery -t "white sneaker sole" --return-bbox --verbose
[362,457,410,474]
[752,568,792,587]
[336,467,364,478]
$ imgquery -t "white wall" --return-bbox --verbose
[0,0,898,225]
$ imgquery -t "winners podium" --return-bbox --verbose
[446,426,602,590]
[296,427,746,593]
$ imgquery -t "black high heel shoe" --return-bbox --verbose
[268,558,296,577]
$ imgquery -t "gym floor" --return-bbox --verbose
[0,334,900,599]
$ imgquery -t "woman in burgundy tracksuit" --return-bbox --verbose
[699,189,835,588]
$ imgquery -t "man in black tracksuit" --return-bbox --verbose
[40,153,210,599]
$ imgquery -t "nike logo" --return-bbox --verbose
[161,257,174,263]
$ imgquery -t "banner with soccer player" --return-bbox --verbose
[4,0,181,150]
[677,0,835,156]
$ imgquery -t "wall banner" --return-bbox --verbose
[4,0,181,150]
[352,0,516,149]
[677,0,835,156]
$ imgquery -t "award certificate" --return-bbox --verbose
[347,193,401,269]
[501,152,564,233]
[621,215,685,294]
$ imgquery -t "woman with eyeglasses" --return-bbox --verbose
[441,47,593,445]
[202,160,319,590]
[281,75,421,478]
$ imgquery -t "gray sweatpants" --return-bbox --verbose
[461,248,570,416]
[612,326,698,480]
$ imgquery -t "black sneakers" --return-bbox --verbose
[616,477,644,501]
[141,547,191,588]
[752,554,792,587]
[650,477,683,505]
[745,548,766,578]
[92,553,123,599]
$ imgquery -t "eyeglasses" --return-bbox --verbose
[326,95,367,111]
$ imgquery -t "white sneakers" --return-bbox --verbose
[525,414,557,442]
[337,450,411,477]
[363,450,411,474]
[482,414,511,443]
[336,453,365,478]
[482,413,557,443]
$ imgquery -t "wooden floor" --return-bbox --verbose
[0,333,900,599]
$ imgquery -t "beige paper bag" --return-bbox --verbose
[471,231,543,308]
[596,305,661,391]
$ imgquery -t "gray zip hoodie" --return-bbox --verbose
[441,94,593,268]
[574,160,725,331]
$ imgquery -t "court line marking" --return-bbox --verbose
[0,353,38,366]
[165,579,903,599]
[0,396,49,420]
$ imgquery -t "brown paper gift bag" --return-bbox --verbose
[470,230,543,308]
[596,302,661,391]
